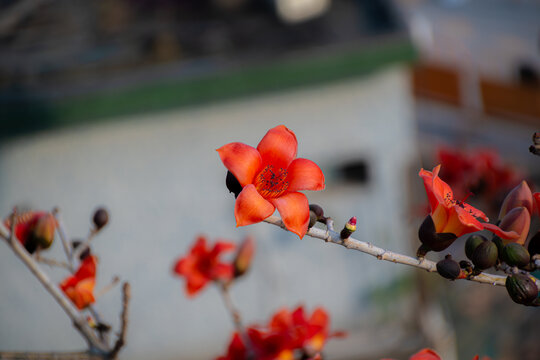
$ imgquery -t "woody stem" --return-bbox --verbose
[263,215,540,288]
[218,282,255,357]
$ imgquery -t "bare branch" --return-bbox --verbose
[0,219,108,353]
[109,282,131,359]
[35,254,71,270]
[72,229,98,262]
[52,208,75,271]
[263,215,534,287]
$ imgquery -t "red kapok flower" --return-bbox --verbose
[534,192,540,214]
[4,211,57,253]
[268,305,345,354]
[419,165,518,240]
[409,349,441,360]
[217,125,325,238]
[217,328,293,360]
[60,255,97,310]
[173,236,235,297]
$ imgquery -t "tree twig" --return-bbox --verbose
[0,219,109,353]
[52,207,75,272]
[109,282,130,359]
[35,254,71,270]
[72,229,98,262]
[263,215,536,287]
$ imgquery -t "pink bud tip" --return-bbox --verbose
[348,217,357,226]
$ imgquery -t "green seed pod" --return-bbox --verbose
[502,243,531,268]
[492,236,505,260]
[436,255,461,280]
[472,240,498,270]
[528,231,540,257]
[465,234,487,261]
[505,273,539,305]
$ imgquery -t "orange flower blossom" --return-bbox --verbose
[59,255,97,310]
[173,236,235,297]
[419,165,518,240]
[217,125,325,238]
[382,348,491,360]
[216,305,343,360]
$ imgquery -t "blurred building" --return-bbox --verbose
[0,1,426,359]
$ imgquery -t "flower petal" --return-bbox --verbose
[482,223,519,241]
[286,158,325,192]
[186,272,208,297]
[217,142,262,187]
[235,184,275,227]
[257,125,298,168]
[409,348,441,360]
[270,192,309,238]
[534,192,540,214]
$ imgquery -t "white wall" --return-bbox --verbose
[0,67,418,359]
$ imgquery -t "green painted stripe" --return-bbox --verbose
[1,40,415,137]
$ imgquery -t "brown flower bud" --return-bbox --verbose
[309,204,324,220]
[436,255,461,280]
[93,208,109,230]
[30,213,57,250]
[340,217,357,239]
[498,207,531,246]
[417,215,457,256]
[505,273,538,305]
[528,231,540,257]
[498,181,533,220]
[233,237,255,278]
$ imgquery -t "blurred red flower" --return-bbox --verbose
[173,236,235,297]
[60,255,97,310]
[534,192,540,214]
[217,125,325,238]
[419,165,518,240]
[437,147,520,202]
[216,306,344,360]
[409,349,441,360]
[4,211,57,253]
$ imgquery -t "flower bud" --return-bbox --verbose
[436,255,461,280]
[93,208,109,230]
[498,207,531,246]
[308,211,318,229]
[233,237,255,278]
[498,181,533,220]
[505,273,538,305]
[417,215,457,255]
[471,240,498,270]
[528,231,540,257]
[309,204,324,220]
[72,240,91,260]
[29,213,57,251]
[340,217,356,239]
[226,171,242,198]
[502,243,530,268]
[465,234,487,261]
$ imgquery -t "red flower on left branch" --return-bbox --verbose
[60,255,97,310]
[4,211,57,254]
[173,236,235,297]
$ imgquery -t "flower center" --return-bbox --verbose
[255,165,289,198]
